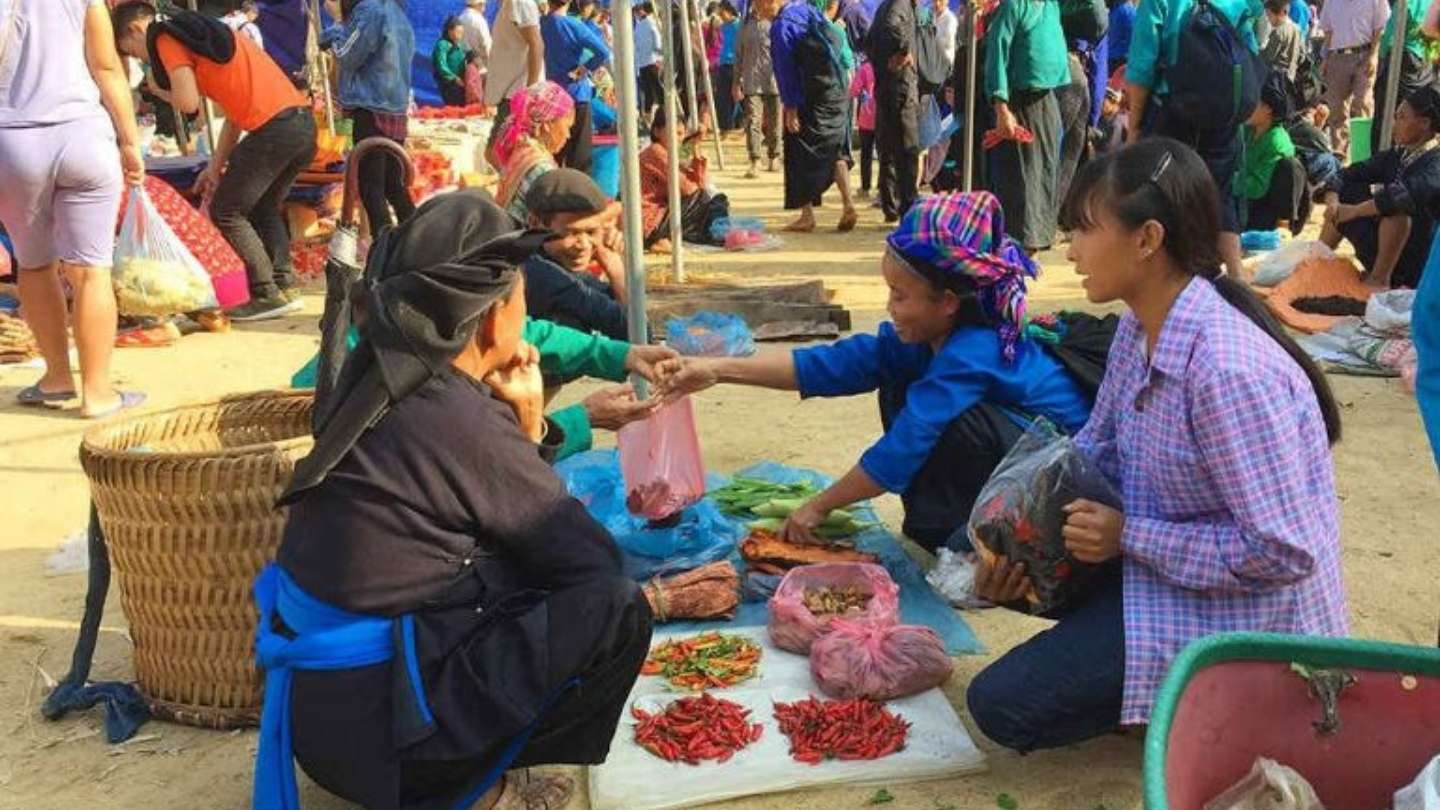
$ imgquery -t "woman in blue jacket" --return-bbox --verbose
[656,192,1095,551]
[322,0,418,230]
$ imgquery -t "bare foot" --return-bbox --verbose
[650,238,673,254]
[783,215,816,233]
[837,208,858,232]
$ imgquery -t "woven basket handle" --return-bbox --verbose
[340,137,416,229]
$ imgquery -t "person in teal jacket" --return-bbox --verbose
[433,17,471,106]
[1125,0,1263,278]
[293,317,677,461]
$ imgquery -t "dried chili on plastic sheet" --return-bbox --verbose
[631,693,764,764]
[773,696,910,765]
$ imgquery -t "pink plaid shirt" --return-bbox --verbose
[1075,278,1349,724]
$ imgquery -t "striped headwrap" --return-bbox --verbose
[494,81,576,167]
[886,191,1039,362]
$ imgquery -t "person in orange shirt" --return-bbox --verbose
[113,1,316,322]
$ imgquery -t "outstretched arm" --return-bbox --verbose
[654,352,800,397]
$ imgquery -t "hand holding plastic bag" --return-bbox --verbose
[768,563,900,654]
[113,187,219,316]
[810,620,954,701]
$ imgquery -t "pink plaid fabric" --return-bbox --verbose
[1076,278,1349,724]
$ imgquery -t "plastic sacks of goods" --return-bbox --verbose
[810,620,953,701]
[118,177,249,309]
[768,563,900,654]
[619,396,706,521]
[665,311,756,357]
[113,187,219,317]
[967,419,1121,615]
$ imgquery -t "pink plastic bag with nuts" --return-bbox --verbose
[810,620,954,700]
[618,395,706,520]
[767,563,901,654]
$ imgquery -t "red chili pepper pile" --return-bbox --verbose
[773,696,910,765]
[631,693,764,765]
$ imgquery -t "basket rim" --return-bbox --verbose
[80,388,314,462]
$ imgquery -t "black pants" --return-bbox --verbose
[210,107,316,300]
[438,76,468,107]
[1336,178,1434,289]
[879,385,1027,553]
[1056,53,1091,208]
[351,108,417,233]
[1145,102,1244,233]
[715,64,737,129]
[638,65,665,120]
[987,88,1062,251]
[859,129,876,192]
[877,136,919,221]
[557,101,594,174]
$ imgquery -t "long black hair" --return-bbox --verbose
[1059,138,1343,444]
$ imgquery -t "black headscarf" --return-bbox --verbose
[145,11,236,90]
[282,189,552,504]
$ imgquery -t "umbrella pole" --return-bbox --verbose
[1377,0,1409,151]
[692,0,727,168]
[962,3,979,192]
[677,0,702,130]
[661,0,689,284]
[614,0,655,392]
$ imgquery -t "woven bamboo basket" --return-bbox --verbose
[79,390,314,730]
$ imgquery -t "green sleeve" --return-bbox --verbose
[984,0,1018,101]
[434,41,461,81]
[525,317,631,382]
[550,404,594,462]
[1244,127,1294,200]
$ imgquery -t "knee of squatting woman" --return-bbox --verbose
[966,138,1348,754]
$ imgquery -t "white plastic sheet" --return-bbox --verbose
[588,629,985,810]
[1395,754,1440,810]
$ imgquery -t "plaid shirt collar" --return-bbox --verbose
[1146,276,1211,379]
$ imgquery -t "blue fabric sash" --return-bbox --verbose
[1416,233,1440,471]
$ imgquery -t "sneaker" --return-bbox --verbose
[279,287,301,303]
[228,295,302,322]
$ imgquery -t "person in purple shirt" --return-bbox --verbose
[967,139,1347,752]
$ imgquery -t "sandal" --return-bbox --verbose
[17,384,78,406]
[491,770,575,810]
[783,218,816,233]
[115,322,181,348]
[82,391,146,420]
[837,210,858,233]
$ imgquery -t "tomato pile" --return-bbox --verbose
[640,632,762,691]
[632,693,763,764]
[773,696,910,764]
[412,104,485,120]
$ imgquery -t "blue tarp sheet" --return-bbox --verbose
[555,451,983,655]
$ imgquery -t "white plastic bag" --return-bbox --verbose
[1253,240,1336,287]
[1395,754,1440,810]
[113,186,219,316]
[1365,289,1417,335]
[1204,758,1324,810]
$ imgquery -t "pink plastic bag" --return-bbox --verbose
[618,395,706,520]
[810,620,954,701]
[767,563,901,654]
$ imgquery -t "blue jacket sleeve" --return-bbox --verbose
[771,16,806,108]
[857,336,993,493]
[1125,0,1166,89]
[328,2,385,73]
[793,332,888,398]
[575,17,612,71]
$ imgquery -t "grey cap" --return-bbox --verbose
[524,168,611,217]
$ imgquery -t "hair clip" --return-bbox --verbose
[1150,151,1174,184]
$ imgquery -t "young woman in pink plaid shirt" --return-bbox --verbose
[967,138,1348,752]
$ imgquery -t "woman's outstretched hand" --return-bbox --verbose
[653,357,720,401]
[624,343,680,383]
[485,341,546,442]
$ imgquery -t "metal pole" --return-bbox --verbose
[614,0,653,394]
[692,0,727,167]
[1378,0,1410,152]
[962,4,979,192]
[677,0,702,129]
[660,0,688,283]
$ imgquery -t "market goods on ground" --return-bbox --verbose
[741,530,880,574]
[631,693,764,764]
[809,621,954,701]
[642,561,741,622]
[773,696,911,765]
[641,631,762,690]
[768,563,901,654]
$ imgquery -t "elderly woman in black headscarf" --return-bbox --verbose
[253,189,652,810]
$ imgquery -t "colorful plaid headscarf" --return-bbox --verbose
[886,191,1039,362]
[494,81,576,167]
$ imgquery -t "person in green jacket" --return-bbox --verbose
[293,318,678,461]
[434,17,471,106]
[1244,77,1298,230]
[984,0,1070,252]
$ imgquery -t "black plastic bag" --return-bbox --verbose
[966,419,1121,615]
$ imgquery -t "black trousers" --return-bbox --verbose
[210,107,316,299]
[879,385,1027,553]
[351,108,417,233]
[438,77,468,107]
[557,101,594,174]
[638,65,665,120]
[987,88,1062,251]
[1056,53,1091,208]
[715,64,737,129]
[877,136,919,221]
[859,129,876,192]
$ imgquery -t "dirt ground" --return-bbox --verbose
[1,139,1437,810]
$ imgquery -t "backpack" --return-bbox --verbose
[1061,0,1109,45]
[1165,0,1263,133]
[1290,49,1326,112]
[914,9,950,95]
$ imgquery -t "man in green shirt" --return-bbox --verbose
[1373,0,1433,147]
[984,0,1070,252]
[1244,77,1299,229]
[293,317,677,461]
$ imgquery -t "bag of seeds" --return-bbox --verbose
[966,419,1121,616]
[767,563,900,654]
[810,620,953,700]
